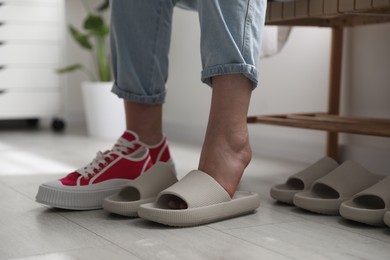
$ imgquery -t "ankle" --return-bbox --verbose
[140,134,164,146]
[127,129,163,146]
[124,101,163,145]
[198,129,252,197]
[204,123,251,158]
[200,133,252,169]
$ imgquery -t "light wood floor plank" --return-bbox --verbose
[0,183,110,259]
[11,245,141,260]
[224,221,390,260]
[55,210,290,260]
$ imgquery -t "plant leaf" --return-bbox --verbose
[84,15,104,31]
[69,25,92,49]
[56,64,84,74]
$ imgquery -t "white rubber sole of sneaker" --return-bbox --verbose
[36,182,129,210]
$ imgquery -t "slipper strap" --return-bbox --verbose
[287,157,339,189]
[126,162,177,199]
[313,161,382,197]
[157,170,231,208]
[352,176,390,207]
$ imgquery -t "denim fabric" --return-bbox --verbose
[111,0,266,104]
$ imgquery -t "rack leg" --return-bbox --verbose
[326,27,344,160]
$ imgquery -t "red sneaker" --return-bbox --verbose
[36,130,175,210]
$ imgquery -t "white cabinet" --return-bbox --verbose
[0,0,65,130]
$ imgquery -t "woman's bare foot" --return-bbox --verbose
[198,125,252,197]
[168,74,253,209]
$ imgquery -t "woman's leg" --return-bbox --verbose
[124,102,163,145]
[111,0,176,144]
[199,74,252,197]
[199,0,266,195]
[35,0,179,210]
[169,0,266,208]
[198,0,266,190]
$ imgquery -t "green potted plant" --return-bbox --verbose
[58,0,111,81]
[59,0,125,139]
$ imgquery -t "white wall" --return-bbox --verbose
[340,24,390,175]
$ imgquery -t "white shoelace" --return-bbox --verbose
[76,137,137,178]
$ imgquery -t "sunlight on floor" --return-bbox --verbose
[0,142,76,176]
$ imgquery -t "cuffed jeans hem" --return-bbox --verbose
[111,83,166,104]
[201,64,259,89]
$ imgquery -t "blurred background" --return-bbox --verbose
[1,0,389,174]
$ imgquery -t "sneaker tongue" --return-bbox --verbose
[121,130,139,143]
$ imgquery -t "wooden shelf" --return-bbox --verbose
[248,113,390,137]
[266,0,390,27]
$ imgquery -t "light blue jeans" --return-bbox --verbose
[111,0,267,104]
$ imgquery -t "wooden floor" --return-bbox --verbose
[0,126,389,260]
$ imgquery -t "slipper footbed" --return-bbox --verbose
[270,157,339,202]
[138,170,260,226]
[339,176,390,225]
[139,191,260,227]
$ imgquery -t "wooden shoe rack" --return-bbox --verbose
[248,0,390,159]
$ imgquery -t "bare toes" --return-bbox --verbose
[167,198,187,209]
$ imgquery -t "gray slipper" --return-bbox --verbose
[340,176,390,226]
[294,161,383,215]
[103,162,177,217]
[138,170,260,227]
[270,157,339,204]
[384,211,390,228]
